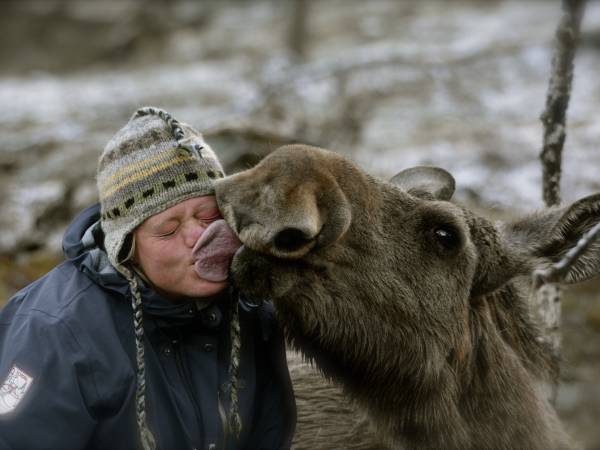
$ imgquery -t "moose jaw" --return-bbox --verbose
[215,144,600,450]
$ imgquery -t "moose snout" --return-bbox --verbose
[215,178,320,259]
[273,227,315,252]
[270,224,319,258]
[224,221,319,260]
[216,182,322,259]
[237,220,319,260]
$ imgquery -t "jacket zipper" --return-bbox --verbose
[172,330,206,448]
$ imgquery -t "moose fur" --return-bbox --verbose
[215,144,600,450]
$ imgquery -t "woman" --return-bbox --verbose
[0,107,296,450]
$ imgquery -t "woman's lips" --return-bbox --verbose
[192,219,242,282]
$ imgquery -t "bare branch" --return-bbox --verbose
[540,0,586,207]
[536,0,586,404]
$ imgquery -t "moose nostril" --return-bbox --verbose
[273,227,313,252]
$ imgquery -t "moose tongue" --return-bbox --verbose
[192,219,242,282]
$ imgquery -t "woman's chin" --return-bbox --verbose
[155,278,228,301]
[188,278,229,299]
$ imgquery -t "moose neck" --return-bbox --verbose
[281,285,567,450]
[454,291,566,450]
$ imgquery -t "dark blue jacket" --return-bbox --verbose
[0,204,296,450]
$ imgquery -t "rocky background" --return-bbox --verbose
[1,0,599,448]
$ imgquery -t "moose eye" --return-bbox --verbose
[433,226,461,251]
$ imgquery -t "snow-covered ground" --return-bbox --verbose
[2,1,600,254]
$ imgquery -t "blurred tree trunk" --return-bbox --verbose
[536,0,586,400]
[288,0,310,63]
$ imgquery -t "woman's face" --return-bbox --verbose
[133,195,227,300]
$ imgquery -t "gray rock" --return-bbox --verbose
[0,181,67,254]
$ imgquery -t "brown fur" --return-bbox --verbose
[216,144,600,450]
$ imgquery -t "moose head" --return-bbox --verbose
[215,144,599,449]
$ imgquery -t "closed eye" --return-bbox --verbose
[154,226,179,238]
[196,212,221,222]
[199,213,220,220]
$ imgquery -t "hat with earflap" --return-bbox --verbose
[97,107,242,449]
[98,106,225,268]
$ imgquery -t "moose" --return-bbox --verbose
[215,144,599,449]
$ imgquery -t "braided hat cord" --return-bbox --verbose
[228,296,243,438]
[121,265,156,450]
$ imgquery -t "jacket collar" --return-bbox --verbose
[62,203,225,326]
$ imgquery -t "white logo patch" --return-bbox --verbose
[0,365,33,414]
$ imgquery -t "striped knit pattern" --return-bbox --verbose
[98,107,224,268]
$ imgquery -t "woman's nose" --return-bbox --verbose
[183,220,206,247]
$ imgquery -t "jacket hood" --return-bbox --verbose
[62,203,224,324]
[63,203,130,296]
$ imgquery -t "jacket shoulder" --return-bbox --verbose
[0,261,135,418]
[1,259,133,362]
[2,260,124,325]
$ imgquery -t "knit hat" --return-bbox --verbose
[96,107,242,450]
[98,106,225,269]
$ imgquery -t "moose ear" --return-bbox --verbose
[502,193,600,284]
[390,166,456,201]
